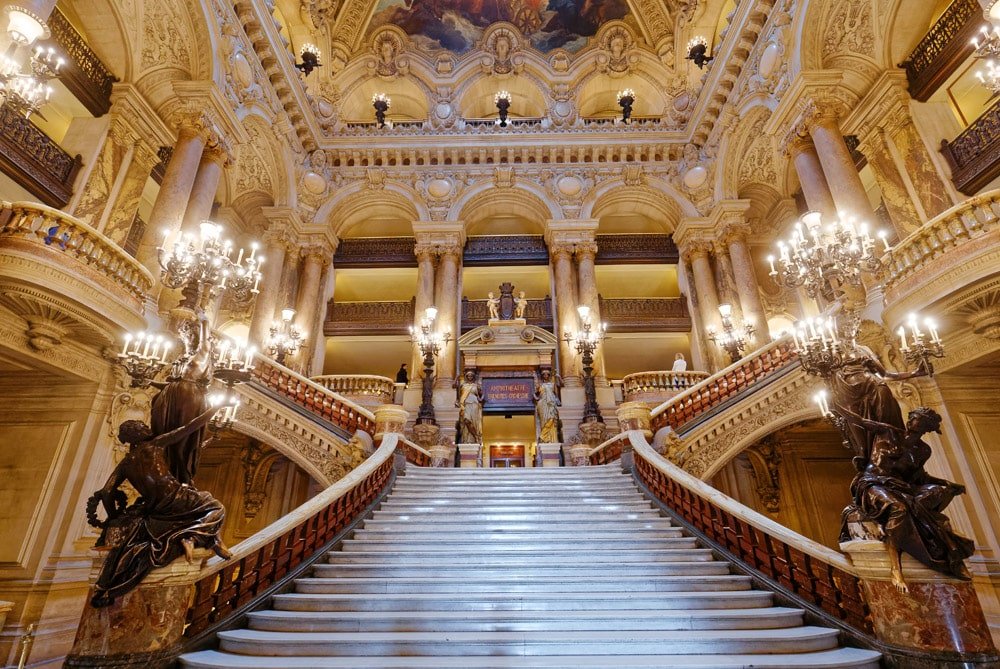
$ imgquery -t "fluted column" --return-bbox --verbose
[722,224,767,343]
[181,145,228,230]
[787,135,837,219]
[135,124,206,274]
[293,243,332,373]
[434,247,461,385]
[808,113,878,222]
[575,241,606,379]
[248,228,292,349]
[411,243,438,381]
[551,244,580,383]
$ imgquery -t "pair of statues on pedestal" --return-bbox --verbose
[453,368,562,445]
[827,345,973,592]
[86,310,232,607]
[486,282,528,321]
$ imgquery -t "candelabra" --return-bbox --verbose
[208,390,240,432]
[157,221,263,312]
[494,90,511,127]
[617,88,634,124]
[563,305,607,423]
[972,23,1000,96]
[767,210,889,300]
[788,315,847,379]
[372,92,390,128]
[213,337,256,386]
[410,306,451,424]
[267,308,304,365]
[897,313,945,376]
[0,7,63,119]
[117,331,174,387]
[295,43,322,76]
[685,36,713,69]
[706,303,756,364]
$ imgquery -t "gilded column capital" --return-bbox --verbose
[679,240,714,263]
[573,241,599,261]
[299,241,336,266]
[412,221,466,260]
[549,242,575,262]
[414,243,439,263]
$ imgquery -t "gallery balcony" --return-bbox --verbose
[311,374,399,407]
[620,370,710,405]
[900,0,981,101]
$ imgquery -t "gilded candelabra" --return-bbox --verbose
[563,305,607,423]
[617,88,634,124]
[117,331,173,387]
[789,315,847,379]
[266,308,304,365]
[410,306,451,425]
[494,90,511,127]
[706,303,755,364]
[372,92,390,128]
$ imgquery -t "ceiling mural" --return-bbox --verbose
[365,0,634,53]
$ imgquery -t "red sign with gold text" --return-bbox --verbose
[482,377,534,411]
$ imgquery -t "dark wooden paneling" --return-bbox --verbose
[942,99,1000,195]
[0,107,82,208]
[324,299,414,336]
[41,9,117,117]
[900,0,980,102]
[334,237,417,268]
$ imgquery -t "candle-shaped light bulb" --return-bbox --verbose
[898,326,908,352]
[877,230,890,252]
[121,333,132,355]
[767,255,776,275]
[908,313,922,337]
[161,341,171,362]
[249,242,258,260]
[236,247,244,265]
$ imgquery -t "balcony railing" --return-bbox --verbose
[42,8,117,116]
[621,370,710,403]
[324,300,414,336]
[311,374,397,407]
[600,297,691,332]
[941,101,1000,195]
[900,0,980,102]
[0,108,82,208]
[461,297,553,332]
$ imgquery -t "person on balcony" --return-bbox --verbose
[671,352,688,372]
[395,363,409,384]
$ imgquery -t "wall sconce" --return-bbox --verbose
[686,36,713,69]
[295,43,322,76]
[494,90,511,127]
[616,88,635,123]
[372,92,391,128]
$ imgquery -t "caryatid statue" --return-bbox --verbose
[455,369,483,444]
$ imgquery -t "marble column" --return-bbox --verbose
[411,243,438,381]
[72,116,135,229]
[575,241,606,379]
[293,245,330,373]
[103,142,160,245]
[135,125,206,274]
[248,228,291,348]
[181,145,227,231]
[859,129,922,240]
[687,243,726,371]
[677,254,708,372]
[434,248,461,385]
[723,225,767,343]
[808,113,878,222]
[310,259,336,375]
[788,135,837,219]
[713,245,744,324]
[551,244,580,383]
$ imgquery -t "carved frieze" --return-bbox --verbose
[598,298,691,333]
[325,300,415,336]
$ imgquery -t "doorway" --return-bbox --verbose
[482,413,535,468]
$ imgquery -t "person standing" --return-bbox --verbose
[671,352,688,372]
[395,363,409,384]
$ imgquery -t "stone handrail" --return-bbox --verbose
[883,189,1000,294]
[185,433,398,637]
[396,435,433,467]
[588,431,629,466]
[628,432,873,634]
[0,200,154,301]
[311,374,396,405]
[621,370,710,400]
[251,354,376,437]
[650,337,798,435]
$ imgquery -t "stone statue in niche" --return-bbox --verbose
[455,369,483,444]
[498,282,516,320]
[534,368,562,443]
[826,346,974,592]
[86,407,232,607]
[515,291,528,319]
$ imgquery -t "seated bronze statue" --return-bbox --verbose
[87,407,232,608]
[838,406,974,593]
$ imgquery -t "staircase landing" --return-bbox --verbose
[180,466,880,668]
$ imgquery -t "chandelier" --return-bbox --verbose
[971,23,1000,96]
[295,43,321,76]
[117,331,173,387]
[706,303,756,364]
[897,313,945,376]
[267,308,304,364]
[0,6,63,118]
[767,211,889,299]
[157,221,263,310]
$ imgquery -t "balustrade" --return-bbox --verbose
[251,355,376,436]
[650,338,798,434]
[324,300,414,336]
[621,370,710,402]
[900,0,980,102]
[0,110,83,208]
[311,374,397,406]
[397,435,433,467]
[42,9,117,116]
[588,432,629,466]
[942,102,1000,195]
[0,200,153,303]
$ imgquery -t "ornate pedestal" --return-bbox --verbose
[66,549,212,668]
[457,444,482,468]
[373,404,408,440]
[841,540,998,666]
[536,443,562,467]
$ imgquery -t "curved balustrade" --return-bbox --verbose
[185,434,398,639]
[588,431,629,466]
[0,200,154,302]
[252,355,376,436]
[621,370,710,403]
[650,338,798,435]
[882,189,1000,317]
[311,374,397,406]
[628,433,873,634]
[396,435,433,467]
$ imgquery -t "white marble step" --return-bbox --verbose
[328,548,716,562]
[310,562,730,579]
[386,490,646,501]
[292,574,752,595]
[351,528,685,540]
[359,519,676,531]
[182,648,882,668]
[379,503,655,513]
[339,537,695,551]
[214,627,842,657]
[246,607,806,632]
[270,590,777,613]
[370,511,664,522]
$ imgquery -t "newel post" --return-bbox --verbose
[374,404,409,472]
[616,401,652,471]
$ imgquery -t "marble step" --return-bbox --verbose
[293,574,752,595]
[386,490,647,501]
[270,590,776,613]
[389,483,638,493]
[181,648,883,668]
[214,627,843,657]
[339,537,696,551]
[379,503,655,513]
[370,511,664,522]
[245,607,805,633]
[359,519,676,531]
[326,548,715,563]
[310,562,730,579]
[351,528,686,541]
[402,468,620,477]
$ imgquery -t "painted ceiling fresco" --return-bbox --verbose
[366,0,633,53]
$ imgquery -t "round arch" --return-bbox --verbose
[452,181,560,226]
[321,186,425,238]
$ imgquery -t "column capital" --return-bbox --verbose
[841,70,911,138]
[673,217,715,259]
[299,238,337,265]
[167,80,248,145]
[109,83,174,149]
[413,221,466,257]
[573,240,599,261]
[261,206,305,250]
[544,218,598,247]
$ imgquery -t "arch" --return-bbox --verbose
[226,113,293,208]
[582,176,698,222]
[586,184,684,232]
[452,180,561,224]
[320,185,426,238]
[458,76,548,120]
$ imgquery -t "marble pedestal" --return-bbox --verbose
[65,549,212,667]
[457,444,482,468]
[537,443,562,467]
[841,540,998,666]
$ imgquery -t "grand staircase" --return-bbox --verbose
[180,465,881,668]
